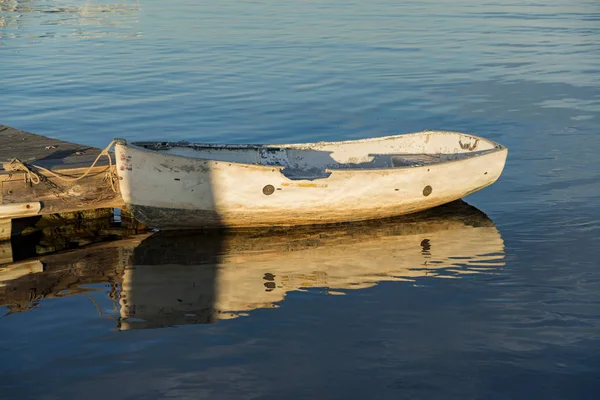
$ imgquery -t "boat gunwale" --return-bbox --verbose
[114,130,507,174]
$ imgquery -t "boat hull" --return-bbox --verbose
[115,133,507,229]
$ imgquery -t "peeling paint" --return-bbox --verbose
[159,163,173,172]
[259,148,289,167]
[180,165,198,173]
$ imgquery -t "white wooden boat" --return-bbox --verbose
[114,130,507,229]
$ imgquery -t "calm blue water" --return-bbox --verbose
[1,0,600,399]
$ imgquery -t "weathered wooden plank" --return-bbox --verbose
[1,165,124,215]
[0,125,107,171]
[0,202,42,219]
[0,125,124,215]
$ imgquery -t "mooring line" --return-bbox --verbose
[3,140,119,192]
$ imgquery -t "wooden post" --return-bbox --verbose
[119,206,147,232]
[0,238,12,264]
[0,218,10,242]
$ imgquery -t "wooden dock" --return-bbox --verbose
[0,125,125,240]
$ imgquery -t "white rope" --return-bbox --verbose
[3,159,41,185]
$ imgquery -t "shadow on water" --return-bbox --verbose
[0,200,505,329]
[1,208,146,265]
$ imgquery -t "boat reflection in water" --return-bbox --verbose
[121,200,506,329]
[0,200,505,329]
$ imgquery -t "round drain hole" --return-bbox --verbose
[423,185,433,196]
[263,184,275,195]
[264,282,276,289]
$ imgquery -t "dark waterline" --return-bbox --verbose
[1,0,600,399]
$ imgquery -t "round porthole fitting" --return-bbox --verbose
[263,185,275,195]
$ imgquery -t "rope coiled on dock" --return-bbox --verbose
[3,158,41,185]
[4,140,119,192]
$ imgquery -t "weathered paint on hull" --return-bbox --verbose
[115,131,508,229]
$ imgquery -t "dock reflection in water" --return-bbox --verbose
[0,200,504,329]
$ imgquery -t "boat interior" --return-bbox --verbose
[133,131,501,180]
